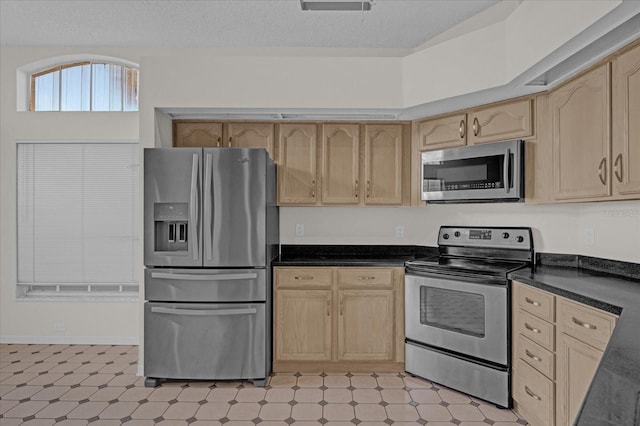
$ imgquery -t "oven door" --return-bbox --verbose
[405,272,508,366]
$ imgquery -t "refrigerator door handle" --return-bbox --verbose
[151,306,258,316]
[203,153,213,261]
[189,153,200,261]
[150,272,259,281]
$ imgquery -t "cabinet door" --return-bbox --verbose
[556,333,603,426]
[321,124,360,204]
[364,124,403,205]
[278,124,318,205]
[275,289,332,361]
[227,123,275,159]
[414,113,467,151]
[337,289,394,361]
[468,99,533,144]
[612,43,640,198]
[174,121,222,147]
[550,64,611,200]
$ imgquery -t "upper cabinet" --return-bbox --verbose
[364,124,403,205]
[550,64,611,201]
[277,123,319,205]
[321,123,361,205]
[468,99,534,145]
[173,121,275,158]
[414,113,467,151]
[612,42,640,199]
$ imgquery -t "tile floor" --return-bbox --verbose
[1,344,528,425]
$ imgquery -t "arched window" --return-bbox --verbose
[30,61,138,111]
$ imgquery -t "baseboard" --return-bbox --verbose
[0,335,139,345]
[137,365,144,377]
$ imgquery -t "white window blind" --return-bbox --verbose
[17,142,139,299]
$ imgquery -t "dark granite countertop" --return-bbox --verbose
[273,244,437,267]
[508,254,640,426]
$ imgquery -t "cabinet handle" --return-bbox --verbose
[228,136,232,147]
[614,153,623,183]
[340,295,344,316]
[326,298,331,316]
[357,276,376,281]
[524,323,541,334]
[525,350,542,363]
[459,120,466,139]
[572,317,597,330]
[311,180,316,198]
[524,386,542,401]
[217,136,221,147]
[472,117,479,137]
[598,157,607,185]
[366,180,371,198]
[294,275,314,280]
[525,297,541,307]
[355,179,359,198]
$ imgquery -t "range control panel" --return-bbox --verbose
[438,226,532,250]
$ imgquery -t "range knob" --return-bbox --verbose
[454,231,461,237]
[443,233,450,240]
[502,232,510,239]
[517,236,525,243]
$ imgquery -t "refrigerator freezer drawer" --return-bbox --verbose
[145,268,266,302]
[144,302,267,381]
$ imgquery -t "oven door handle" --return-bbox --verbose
[404,270,505,286]
[503,148,511,194]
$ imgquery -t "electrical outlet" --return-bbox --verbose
[53,322,66,332]
[395,225,404,239]
[295,224,305,237]
[584,228,595,245]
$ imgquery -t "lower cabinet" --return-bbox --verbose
[273,266,404,372]
[512,281,618,426]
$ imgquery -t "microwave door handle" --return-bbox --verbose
[189,153,200,261]
[203,153,213,261]
[503,148,511,194]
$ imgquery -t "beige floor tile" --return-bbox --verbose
[409,388,441,403]
[55,419,90,426]
[3,400,49,418]
[156,421,188,426]
[224,422,255,426]
[2,385,44,400]
[0,399,20,415]
[66,401,109,419]
[289,421,322,426]
[264,387,294,402]
[323,421,354,426]
[0,383,16,397]
[88,386,126,401]
[106,374,139,387]
[24,362,58,374]
[267,375,296,388]
[438,387,472,404]
[116,386,154,402]
[34,401,79,418]
[258,422,289,426]
[23,352,55,363]
[385,403,419,422]
[458,422,491,426]
[48,363,83,374]
[258,402,291,420]
[297,375,323,388]
[98,401,139,419]
[121,421,154,426]
[31,385,72,401]
[323,388,352,403]
[98,363,130,374]
[130,401,170,419]
[190,421,222,426]
[478,403,519,421]
[206,387,238,402]
[416,403,453,421]
[358,422,388,426]
[352,389,382,403]
[350,376,377,388]
[25,373,62,386]
[19,419,56,426]
[147,386,182,401]
[195,402,231,420]
[323,375,350,388]
[235,387,266,402]
[375,376,404,389]
[55,373,91,386]
[403,376,432,389]
[226,402,260,420]
[176,387,210,402]
[380,388,412,403]
[89,421,122,426]
[81,374,116,387]
[60,386,99,401]
[295,388,323,403]
[424,422,458,426]
[322,403,354,421]
[448,404,486,421]
[291,402,322,421]
[354,403,388,421]
[163,402,200,419]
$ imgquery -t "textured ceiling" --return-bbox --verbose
[0,0,500,49]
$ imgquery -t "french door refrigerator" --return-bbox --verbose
[143,148,278,387]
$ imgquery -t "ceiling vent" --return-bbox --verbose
[300,0,373,12]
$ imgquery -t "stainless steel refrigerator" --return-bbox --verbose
[143,148,278,387]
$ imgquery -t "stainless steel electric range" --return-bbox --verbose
[404,226,534,408]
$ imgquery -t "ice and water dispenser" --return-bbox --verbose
[154,203,189,252]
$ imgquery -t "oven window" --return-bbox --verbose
[419,287,485,338]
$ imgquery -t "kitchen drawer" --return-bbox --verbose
[275,268,332,288]
[518,334,555,380]
[557,298,617,351]
[518,309,555,351]
[337,268,394,287]
[516,282,555,322]
[515,359,555,426]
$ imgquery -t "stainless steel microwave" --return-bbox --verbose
[421,139,524,203]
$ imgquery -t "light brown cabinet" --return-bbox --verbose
[321,124,361,205]
[550,64,611,201]
[468,99,533,145]
[273,266,404,372]
[612,42,640,198]
[512,281,618,426]
[173,121,275,158]
[277,123,319,205]
[363,124,404,205]
[414,113,467,151]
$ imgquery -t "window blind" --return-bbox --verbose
[17,142,139,298]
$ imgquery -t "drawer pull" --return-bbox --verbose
[357,276,376,280]
[572,317,597,330]
[525,297,541,307]
[294,275,314,280]
[524,323,541,334]
[525,386,542,401]
[525,350,542,363]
